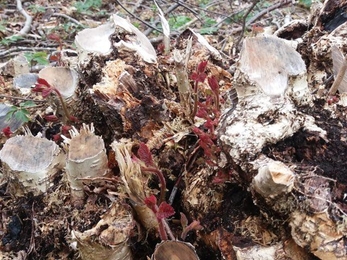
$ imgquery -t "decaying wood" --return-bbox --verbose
[64,124,109,206]
[1,1,347,259]
[38,67,78,100]
[152,240,199,260]
[0,130,64,196]
[72,201,133,260]
[217,6,347,258]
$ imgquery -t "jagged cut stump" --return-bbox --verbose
[72,201,134,260]
[0,132,64,196]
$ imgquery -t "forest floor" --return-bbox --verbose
[3,1,345,260]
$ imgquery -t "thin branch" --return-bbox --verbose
[16,0,33,35]
[245,0,292,28]
[144,3,180,36]
[233,0,292,49]
[0,47,57,58]
[234,0,261,49]
[131,0,146,13]
[115,0,162,34]
[144,1,201,36]
[51,13,84,27]
[0,95,47,103]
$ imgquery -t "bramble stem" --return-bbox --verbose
[191,81,199,119]
[142,166,166,204]
[53,89,72,123]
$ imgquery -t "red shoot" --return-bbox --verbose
[32,78,54,98]
[49,53,61,63]
[180,212,188,228]
[36,78,51,88]
[156,202,175,220]
[53,134,62,142]
[2,126,12,137]
[327,95,339,105]
[197,60,208,74]
[68,115,79,123]
[47,33,61,43]
[191,71,207,83]
[61,125,72,135]
[208,76,219,93]
[196,106,209,119]
[138,142,154,166]
[43,114,59,122]
[144,195,157,209]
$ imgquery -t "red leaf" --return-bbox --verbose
[41,88,53,98]
[37,78,52,88]
[137,142,154,166]
[2,126,12,137]
[196,107,209,119]
[208,76,219,93]
[53,134,62,142]
[197,60,208,74]
[61,125,72,135]
[156,202,175,220]
[32,78,53,97]
[49,53,61,62]
[69,115,79,123]
[44,114,59,122]
[191,72,207,83]
[144,195,157,208]
[47,33,61,43]
[190,72,199,81]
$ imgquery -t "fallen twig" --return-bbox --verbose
[0,47,57,59]
[52,13,85,27]
[144,1,200,36]
[0,95,47,103]
[246,0,292,28]
[234,0,261,49]
[16,0,33,35]
[144,3,180,36]
[130,0,145,13]
[115,0,162,34]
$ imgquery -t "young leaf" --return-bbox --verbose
[2,126,12,137]
[197,60,208,73]
[43,114,59,122]
[208,76,219,93]
[191,71,207,83]
[144,195,157,209]
[14,109,30,123]
[156,202,175,220]
[180,212,188,229]
[20,100,36,108]
[137,142,154,166]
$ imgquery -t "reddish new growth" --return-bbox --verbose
[2,126,12,138]
[144,194,175,240]
[191,60,208,119]
[191,61,222,165]
[137,142,167,204]
[137,143,175,240]
[32,78,78,123]
[180,212,203,240]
